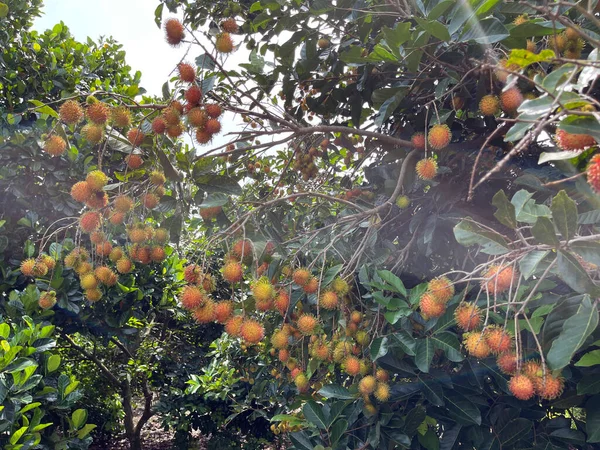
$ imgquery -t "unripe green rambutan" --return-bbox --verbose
[374,382,390,402]
[395,195,410,209]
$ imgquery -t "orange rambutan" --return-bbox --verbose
[181,285,206,310]
[278,348,290,363]
[482,265,518,295]
[496,352,518,375]
[537,375,564,400]
[274,290,290,315]
[195,129,212,144]
[343,355,361,376]
[81,123,104,144]
[500,87,524,113]
[86,191,109,209]
[588,154,600,192]
[96,241,112,257]
[319,291,339,310]
[114,195,134,213]
[165,18,185,46]
[205,118,221,135]
[128,227,147,244]
[44,135,67,157]
[303,276,319,294]
[214,300,234,323]
[90,231,106,245]
[225,315,244,336]
[162,107,180,126]
[419,292,446,319]
[375,369,389,382]
[484,326,513,354]
[479,95,500,116]
[427,124,451,150]
[297,314,319,335]
[240,319,265,344]
[193,299,216,323]
[271,329,289,349]
[222,261,243,283]
[39,291,57,309]
[184,264,202,284]
[292,268,311,286]
[87,102,110,124]
[350,311,362,323]
[216,32,234,53]
[70,181,93,203]
[116,257,133,274]
[125,154,144,169]
[509,374,535,400]
[167,123,184,138]
[463,331,491,358]
[85,288,103,302]
[199,206,222,220]
[311,341,331,360]
[454,302,481,331]
[411,132,426,149]
[143,193,160,209]
[555,129,596,151]
[151,246,166,263]
[185,85,202,105]
[59,100,84,124]
[109,247,124,263]
[427,276,454,303]
[205,103,222,119]
[152,117,167,134]
[221,18,239,33]
[178,62,196,83]
[231,239,253,263]
[127,129,145,147]
[95,266,117,286]
[187,108,208,128]
[80,211,102,233]
[416,158,438,180]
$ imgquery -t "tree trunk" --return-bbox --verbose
[121,376,153,450]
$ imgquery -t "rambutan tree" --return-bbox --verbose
[7,0,600,448]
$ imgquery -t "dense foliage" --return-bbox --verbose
[5,0,600,449]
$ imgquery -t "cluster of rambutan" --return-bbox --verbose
[292,140,328,181]
[507,360,564,401]
[548,26,586,59]
[418,276,455,319]
[20,255,60,310]
[481,264,518,295]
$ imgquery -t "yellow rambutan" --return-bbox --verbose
[427,276,454,303]
[271,329,290,349]
[80,273,99,290]
[43,135,67,157]
[454,302,481,331]
[216,32,234,53]
[427,124,451,150]
[81,123,104,144]
[95,266,117,286]
[240,319,265,344]
[116,257,133,274]
[193,299,216,323]
[416,158,438,180]
[331,277,349,296]
[70,181,93,203]
[419,292,446,319]
[359,375,377,395]
[319,291,339,310]
[463,332,491,358]
[303,276,319,294]
[85,288,103,302]
[479,95,500,116]
[20,259,36,277]
[297,314,319,335]
[111,106,131,128]
[86,170,108,192]
[223,261,243,283]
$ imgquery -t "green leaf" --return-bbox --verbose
[556,250,600,295]
[330,419,348,446]
[392,330,416,356]
[453,220,509,255]
[570,241,600,267]
[538,149,585,164]
[578,375,600,395]
[289,431,314,450]
[71,408,87,429]
[586,395,600,443]
[370,337,389,361]
[318,385,355,400]
[29,100,59,119]
[430,332,463,362]
[0,323,9,339]
[547,295,599,370]
[559,115,600,143]
[77,423,97,439]
[302,400,327,429]
[381,23,411,57]
[519,250,550,280]
[415,338,434,373]
[375,89,406,127]
[460,18,509,44]
[47,354,60,373]
[445,394,481,425]
[551,190,578,241]
[579,210,600,225]
[576,349,600,367]
[492,190,516,228]
[0,3,8,18]
[376,270,407,296]
[499,419,532,446]
[531,217,558,246]
[195,53,216,71]
[507,49,555,68]
[9,426,27,445]
[415,17,450,41]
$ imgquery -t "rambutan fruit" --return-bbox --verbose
[185,85,202,105]
[509,374,535,400]
[125,154,144,169]
[222,261,243,283]
[484,326,513,354]
[44,135,67,156]
[80,211,102,233]
[214,300,234,323]
[271,329,289,349]
[87,102,110,125]
[374,382,390,402]
[178,62,196,83]
[76,261,93,276]
[375,369,389,382]
[80,273,98,290]
[193,299,216,323]
[205,103,222,119]
[231,239,253,264]
[526,39,536,53]
[41,255,55,270]
[343,355,361,376]
[82,124,105,144]
[278,348,290,363]
[454,303,482,331]
[537,375,564,400]
[71,181,93,203]
[350,311,362,323]
[333,342,353,363]
[166,123,184,138]
[181,285,206,310]
[205,118,221,135]
[427,124,451,150]
[317,38,330,49]
[479,95,500,116]
[111,106,131,128]
[482,265,518,295]
[199,206,221,220]
[463,332,491,358]
[419,292,446,319]
[187,108,208,128]
[497,352,518,375]
[274,290,290,315]
[240,319,265,344]
[303,276,319,294]
[128,227,147,244]
[135,246,152,264]
[31,260,48,277]
[416,158,438,180]
[224,315,243,337]
[86,191,109,209]
[85,288,103,302]
[95,266,117,286]
[59,100,84,124]
[297,314,319,335]
[359,375,377,395]
[292,268,311,286]
[555,129,596,151]
[311,340,331,360]
[216,32,234,53]
[587,154,600,192]
[252,277,275,303]
[39,291,57,309]
[96,241,112,257]
[90,231,106,245]
[109,247,124,263]
[184,264,202,284]
[116,257,133,274]
[294,373,309,391]
[221,18,239,33]
[151,117,167,134]
[162,107,180,126]
[86,170,108,192]
[114,195,134,213]
[411,132,426,149]
[127,129,145,147]
[428,276,454,303]
[500,87,524,113]
[151,246,166,262]
[522,360,543,380]
[331,277,349,296]
[165,18,185,46]
[143,193,160,209]
[20,259,36,277]
[319,291,339,310]
[195,129,212,144]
